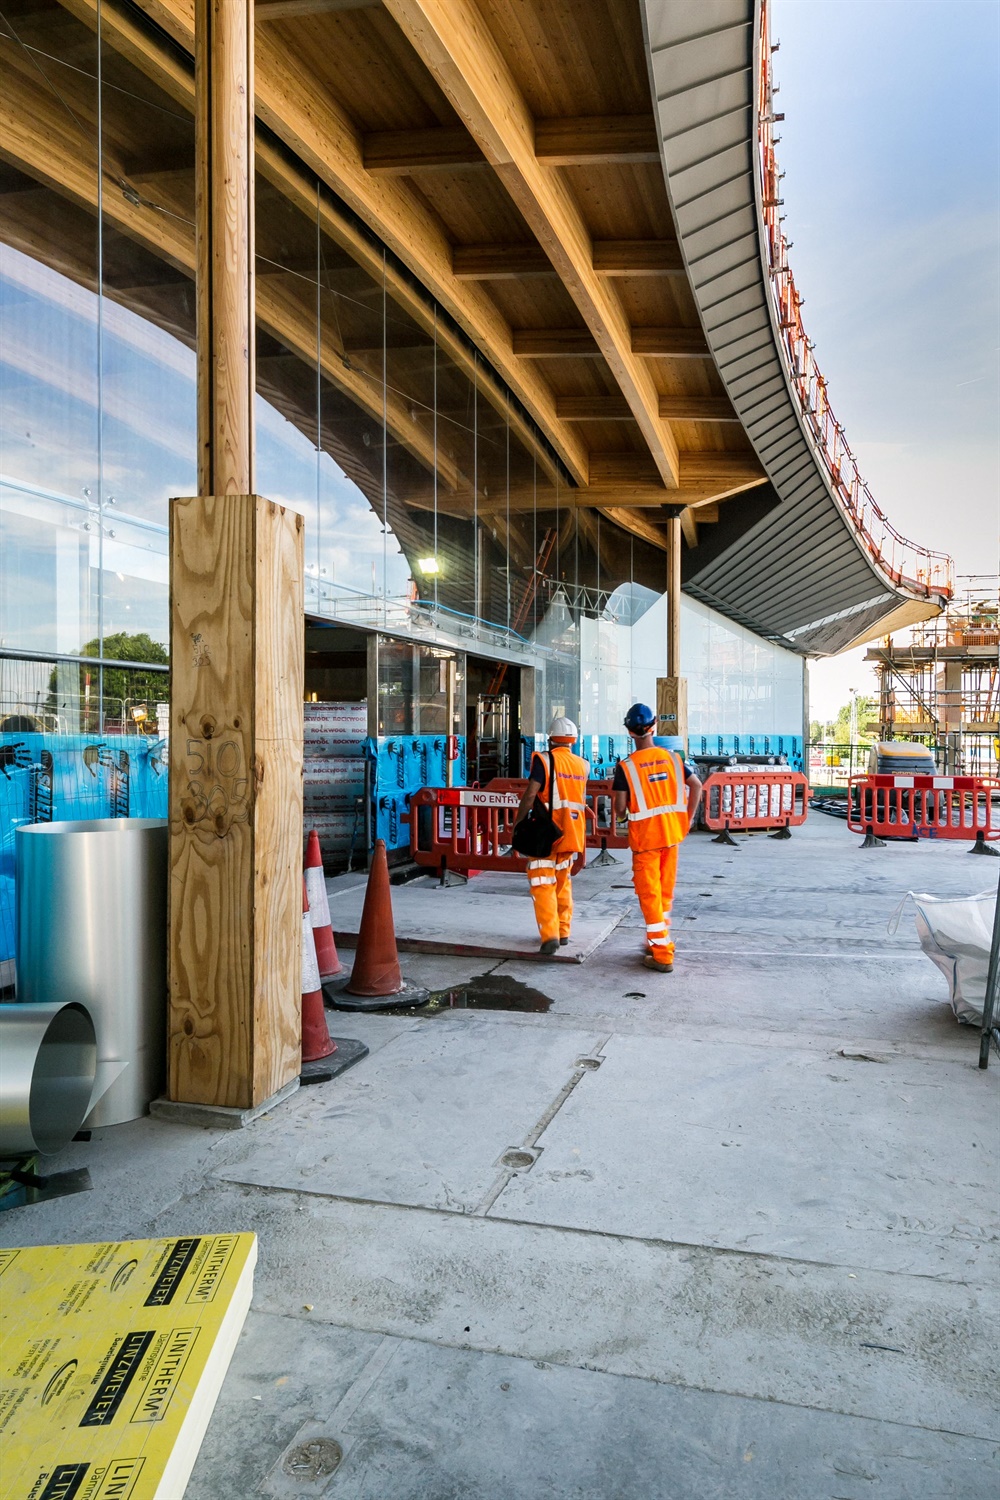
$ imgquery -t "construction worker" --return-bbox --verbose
[513,716,590,955]
[612,705,702,973]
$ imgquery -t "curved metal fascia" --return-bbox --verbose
[639,0,948,654]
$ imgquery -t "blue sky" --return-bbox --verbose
[771,0,999,718]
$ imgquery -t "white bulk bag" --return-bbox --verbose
[890,889,996,1025]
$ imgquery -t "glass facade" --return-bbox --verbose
[0,5,805,746]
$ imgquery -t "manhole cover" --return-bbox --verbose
[501,1149,536,1169]
[576,1056,603,1070]
[283,1438,343,1480]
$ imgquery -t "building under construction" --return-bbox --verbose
[867,579,999,777]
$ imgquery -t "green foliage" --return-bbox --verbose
[47,632,168,730]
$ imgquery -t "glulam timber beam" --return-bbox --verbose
[534,115,659,165]
[659,396,739,422]
[0,68,461,490]
[381,0,680,488]
[679,508,698,548]
[513,328,600,356]
[363,126,484,173]
[423,481,762,515]
[452,243,552,278]
[597,506,667,551]
[77,0,591,485]
[632,327,710,357]
[452,240,684,281]
[556,395,633,421]
[256,0,378,17]
[592,240,683,275]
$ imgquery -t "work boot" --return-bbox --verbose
[559,936,569,946]
[540,938,560,956]
[643,954,673,973]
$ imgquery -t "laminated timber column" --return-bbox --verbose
[657,514,688,742]
[166,0,304,1113]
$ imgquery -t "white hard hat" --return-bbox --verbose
[548,716,578,739]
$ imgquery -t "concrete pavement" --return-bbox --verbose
[2,817,998,1497]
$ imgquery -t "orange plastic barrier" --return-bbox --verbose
[406,785,591,881]
[848,774,1000,851]
[701,768,809,844]
[470,777,629,854]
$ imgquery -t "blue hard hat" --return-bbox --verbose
[624,702,656,733]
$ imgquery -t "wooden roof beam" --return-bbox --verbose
[454,240,684,281]
[81,0,590,485]
[534,115,659,165]
[592,240,682,275]
[513,328,600,356]
[381,0,680,489]
[0,69,463,491]
[256,0,378,18]
[556,395,633,421]
[598,506,667,552]
[558,395,742,423]
[659,395,739,422]
[452,243,552,279]
[632,327,710,357]
[363,126,484,174]
[680,508,699,548]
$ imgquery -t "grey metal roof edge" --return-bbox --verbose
[639,0,946,654]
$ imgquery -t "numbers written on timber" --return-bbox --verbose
[182,736,250,831]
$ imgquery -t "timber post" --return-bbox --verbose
[658,513,687,742]
[165,0,304,1112]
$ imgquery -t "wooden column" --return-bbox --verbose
[168,497,304,1108]
[666,514,681,679]
[657,514,688,741]
[166,0,304,1112]
[196,0,255,496]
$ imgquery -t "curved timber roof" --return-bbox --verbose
[0,0,951,654]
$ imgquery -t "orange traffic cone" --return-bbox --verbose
[301,878,336,1062]
[345,840,404,999]
[305,829,345,982]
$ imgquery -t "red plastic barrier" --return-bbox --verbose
[406,785,591,880]
[472,777,629,852]
[848,774,1000,847]
[702,768,808,842]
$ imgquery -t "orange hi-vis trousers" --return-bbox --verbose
[632,845,679,961]
[526,852,575,943]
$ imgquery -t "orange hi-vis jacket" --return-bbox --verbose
[619,747,689,852]
[532,747,591,854]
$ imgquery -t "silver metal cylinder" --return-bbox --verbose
[0,1001,97,1155]
[16,819,168,1126]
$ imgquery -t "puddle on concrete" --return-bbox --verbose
[375,972,554,1016]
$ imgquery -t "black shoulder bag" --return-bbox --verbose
[511,752,560,858]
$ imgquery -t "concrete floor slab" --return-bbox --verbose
[330,883,622,961]
[496,1031,998,1278]
[3,818,997,1498]
[148,1181,998,1439]
[217,1015,605,1212]
[189,1327,998,1500]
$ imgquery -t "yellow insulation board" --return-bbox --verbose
[0,1233,256,1500]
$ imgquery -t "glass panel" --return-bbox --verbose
[0,5,101,695]
[376,635,415,735]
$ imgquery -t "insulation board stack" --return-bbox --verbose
[0,1233,255,1499]
[304,702,367,868]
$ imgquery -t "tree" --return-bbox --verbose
[47,632,169,732]
[831,694,877,746]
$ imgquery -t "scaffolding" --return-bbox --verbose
[866,578,999,776]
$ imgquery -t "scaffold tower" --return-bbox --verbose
[866,578,999,776]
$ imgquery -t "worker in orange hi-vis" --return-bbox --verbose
[612,704,703,973]
[513,716,590,955]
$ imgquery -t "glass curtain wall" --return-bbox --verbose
[0,0,799,755]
